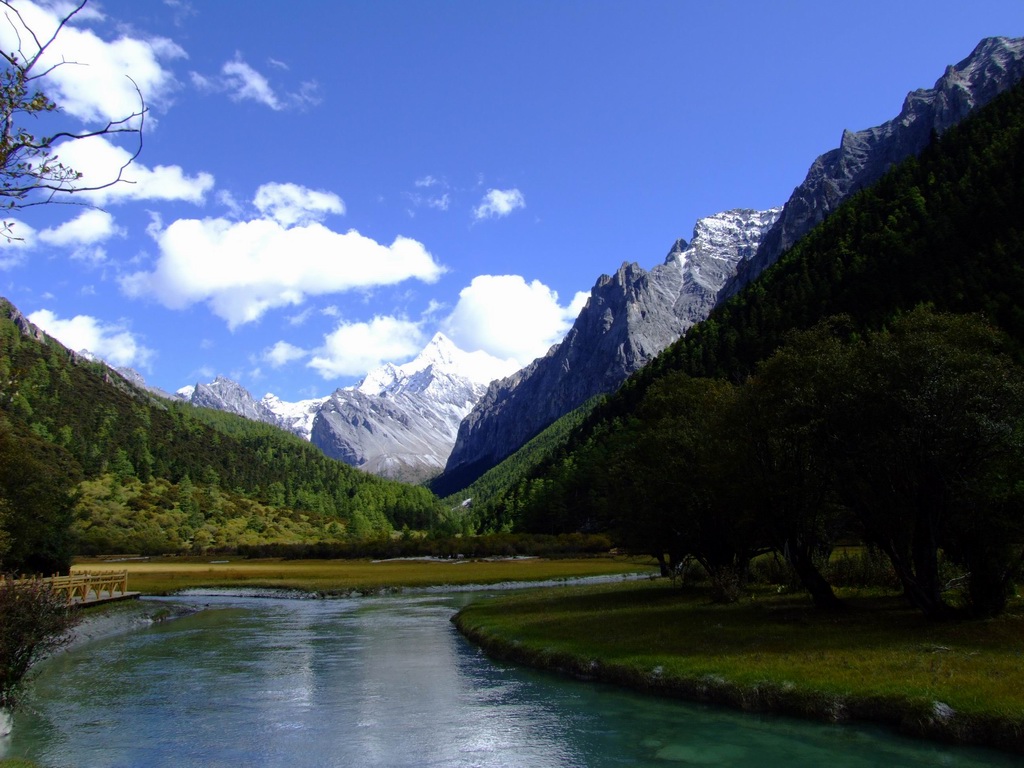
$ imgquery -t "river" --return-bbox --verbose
[2,589,1019,767]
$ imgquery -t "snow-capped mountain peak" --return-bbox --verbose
[354,332,516,398]
[311,334,515,483]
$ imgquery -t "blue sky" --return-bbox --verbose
[2,0,1021,402]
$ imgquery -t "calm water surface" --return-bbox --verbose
[3,590,1019,767]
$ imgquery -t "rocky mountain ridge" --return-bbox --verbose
[435,35,1024,495]
[721,35,1024,299]
[179,376,291,431]
[309,333,513,483]
[436,207,781,494]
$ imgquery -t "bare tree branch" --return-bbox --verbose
[0,0,145,218]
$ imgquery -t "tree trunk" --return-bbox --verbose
[783,538,844,610]
[880,542,955,620]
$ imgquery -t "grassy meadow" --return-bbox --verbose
[453,579,1024,752]
[72,554,659,595]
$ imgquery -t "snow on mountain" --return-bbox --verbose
[180,375,288,429]
[355,333,516,397]
[260,393,329,441]
[310,333,517,483]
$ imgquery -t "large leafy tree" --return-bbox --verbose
[0,417,79,575]
[735,319,859,610]
[835,308,1024,618]
[600,373,759,601]
[0,575,79,712]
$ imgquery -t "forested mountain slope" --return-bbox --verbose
[486,72,1024,537]
[0,302,444,573]
[435,36,1024,497]
[468,79,1024,619]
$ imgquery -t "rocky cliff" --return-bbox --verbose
[721,35,1024,299]
[179,375,291,432]
[437,208,781,494]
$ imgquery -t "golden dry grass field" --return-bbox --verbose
[72,555,659,595]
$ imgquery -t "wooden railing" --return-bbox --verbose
[13,570,129,604]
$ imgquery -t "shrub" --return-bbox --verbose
[0,577,80,711]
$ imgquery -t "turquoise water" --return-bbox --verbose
[3,591,1019,767]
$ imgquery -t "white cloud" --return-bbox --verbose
[53,135,215,204]
[427,193,450,211]
[293,80,321,109]
[287,307,313,326]
[308,316,425,379]
[70,246,108,265]
[38,210,124,247]
[192,54,319,111]
[121,210,445,329]
[221,54,281,110]
[253,182,344,226]
[263,340,308,368]
[473,188,525,220]
[406,176,451,213]
[216,189,244,218]
[441,275,588,365]
[36,210,122,265]
[0,1,185,126]
[27,308,154,370]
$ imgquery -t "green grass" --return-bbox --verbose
[453,580,1024,752]
[72,554,658,595]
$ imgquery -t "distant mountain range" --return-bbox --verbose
[175,333,514,484]
[308,334,514,483]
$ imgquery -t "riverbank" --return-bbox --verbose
[0,600,196,761]
[66,599,199,652]
[452,579,1024,755]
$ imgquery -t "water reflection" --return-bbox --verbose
[4,592,1018,767]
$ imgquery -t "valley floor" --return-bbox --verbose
[452,580,1024,756]
[72,554,657,595]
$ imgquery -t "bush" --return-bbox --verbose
[0,577,80,711]
[825,547,900,589]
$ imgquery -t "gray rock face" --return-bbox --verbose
[115,367,178,400]
[182,375,290,429]
[310,334,504,484]
[4,300,45,342]
[720,35,1024,300]
[438,208,781,493]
